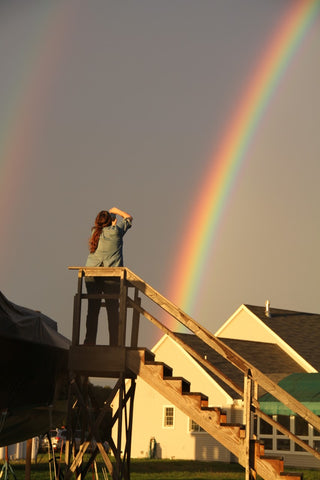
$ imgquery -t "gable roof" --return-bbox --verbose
[174,333,305,399]
[245,305,320,371]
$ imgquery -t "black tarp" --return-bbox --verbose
[0,291,70,349]
[0,291,70,446]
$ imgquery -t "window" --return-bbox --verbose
[257,415,274,451]
[163,406,175,428]
[189,419,205,432]
[276,415,290,434]
[295,416,309,436]
[257,414,316,455]
[277,438,290,451]
[260,417,273,435]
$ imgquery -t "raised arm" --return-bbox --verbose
[109,207,133,222]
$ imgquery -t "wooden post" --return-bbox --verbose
[123,379,136,479]
[130,288,141,347]
[115,374,125,479]
[72,269,84,345]
[25,439,32,480]
[118,270,127,346]
[243,370,256,480]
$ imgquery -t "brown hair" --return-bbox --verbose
[88,210,112,253]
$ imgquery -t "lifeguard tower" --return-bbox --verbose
[64,267,320,480]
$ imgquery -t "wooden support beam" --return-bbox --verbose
[72,294,81,346]
[118,270,127,346]
[242,371,256,480]
[130,288,141,347]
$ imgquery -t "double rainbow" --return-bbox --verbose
[167,0,320,320]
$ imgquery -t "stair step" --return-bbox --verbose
[260,455,284,474]
[219,422,246,439]
[201,407,227,423]
[182,392,209,408]
[143,349,155,362]
[252,439,265,458]
[145,361,173,377]
[220,422,243,428]
[163,376,191,393]
[258,440,265,456]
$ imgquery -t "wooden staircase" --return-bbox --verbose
[126,348,302,480]
[69,266,320,480]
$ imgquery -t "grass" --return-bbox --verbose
[2,455,320,479]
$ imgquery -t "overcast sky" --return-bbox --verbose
[1,1,320,353]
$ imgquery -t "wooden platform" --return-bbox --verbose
[68,346,153,378]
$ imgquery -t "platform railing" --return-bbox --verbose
[69,266,320,461]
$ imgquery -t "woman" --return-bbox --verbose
[84,207,133,345]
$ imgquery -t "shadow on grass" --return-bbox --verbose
[129,459,244,473]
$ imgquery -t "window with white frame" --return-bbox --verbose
[163,406,175,428]
[189,419,205,432]
[257,414,317,454]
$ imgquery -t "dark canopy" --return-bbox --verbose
[0,291,70,446]
[0,291,70,349]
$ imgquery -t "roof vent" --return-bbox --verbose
[265,300,271,318]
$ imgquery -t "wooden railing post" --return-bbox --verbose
[118,269,127,347]
[130,288,141,347]
[243,369,256,480]
[72,269,84,345]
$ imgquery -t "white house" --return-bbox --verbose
[121,303,320,469]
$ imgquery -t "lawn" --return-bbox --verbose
[2,456,319,479]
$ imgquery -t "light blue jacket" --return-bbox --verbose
[85,218,132,267]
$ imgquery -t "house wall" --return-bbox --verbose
[0,438,38,460]
[216,309,274,343]
[283,453,320,469]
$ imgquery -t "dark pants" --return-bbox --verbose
[85,278,120,345]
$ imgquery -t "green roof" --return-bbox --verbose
[259,373,320,415]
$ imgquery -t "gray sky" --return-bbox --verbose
[1,1,320,352]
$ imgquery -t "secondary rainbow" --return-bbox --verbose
[167,0,320,321]
[0,3,76,246]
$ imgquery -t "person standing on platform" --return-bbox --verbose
[84,207,133,345]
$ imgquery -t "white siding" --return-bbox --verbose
[282,453,320,469]
[216,308,272,343]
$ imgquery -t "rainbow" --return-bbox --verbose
[0,3,76,246]
[167,0,320,323]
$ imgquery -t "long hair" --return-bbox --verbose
[89,210,112,253]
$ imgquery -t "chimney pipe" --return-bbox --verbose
[265,300,271,317]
